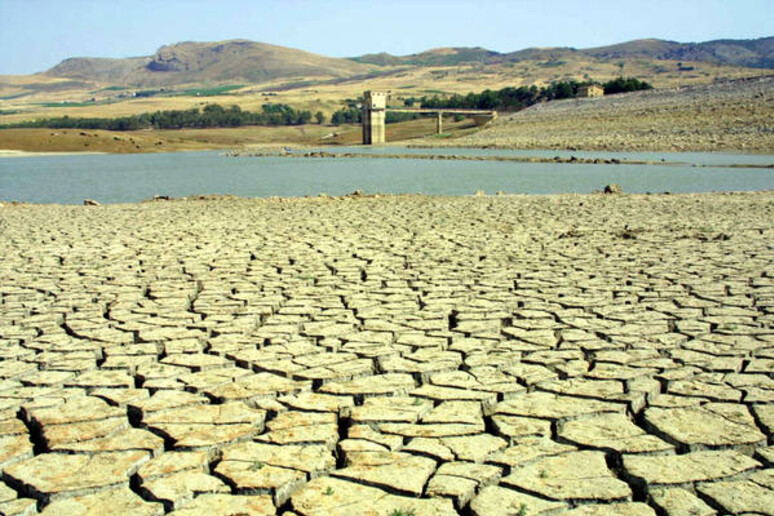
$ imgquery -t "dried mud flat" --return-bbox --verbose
[1,192,774,515]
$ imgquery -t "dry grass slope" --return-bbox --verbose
[426,76,774,152]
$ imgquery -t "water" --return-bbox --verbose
[1,148,772,205]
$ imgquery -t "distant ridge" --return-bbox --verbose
[45,40,374,87]
[351,37,774,69]
[37,36,774,89]
[582,37,774,69]
[351,47,501,66]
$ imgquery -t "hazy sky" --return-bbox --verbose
[0,0,771,75]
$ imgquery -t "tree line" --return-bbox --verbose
[2,103,323,131]
[415,77,653,111]
[328,77,653,125]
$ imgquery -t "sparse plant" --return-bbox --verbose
[324,486,334,496]
[388,509,417,516]
[518,503,528,516]
[248,460,265,471]
[539,469,548,478]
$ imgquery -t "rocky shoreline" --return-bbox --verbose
[227,149,774,169]
[1,191,773,515]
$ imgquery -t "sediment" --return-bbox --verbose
[1,192,773,515]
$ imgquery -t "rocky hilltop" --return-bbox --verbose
[45,40,374,86]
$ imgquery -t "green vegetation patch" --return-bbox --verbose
[1,102,314,131]
[37,101,97,108]
[413,77,652,111]
[174,84,245,97]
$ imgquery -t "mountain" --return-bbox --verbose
[19,35,774,97]
[351,47,502,66]
[350,37,774,70]
[501,46,580,62]
[45,40,375,87]
[46,56,151,84]
[583,37,774,68]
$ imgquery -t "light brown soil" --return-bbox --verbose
[1,192,773,514]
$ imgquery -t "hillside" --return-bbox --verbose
[352,47,500,66]
[583,37,774,69]
[351,37,774,70]
[419,75,774,153]
[1,36,771,131]
[45,40,375,87]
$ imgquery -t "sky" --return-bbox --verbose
[0,0,772,75]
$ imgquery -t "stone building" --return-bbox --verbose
[578,84,605,98]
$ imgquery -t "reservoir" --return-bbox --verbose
[1,148,772,205]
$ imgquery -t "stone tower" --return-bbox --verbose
[362,91,386,145]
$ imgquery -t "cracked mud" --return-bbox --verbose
[0,192,773,515]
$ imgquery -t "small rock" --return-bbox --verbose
[603,184,623,194]
[83,199,100,206]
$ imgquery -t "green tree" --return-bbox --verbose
[315,111,325,124]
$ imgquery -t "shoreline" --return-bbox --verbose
[0,149,107,158]
[3,141,774,158]
[3,189,773,209]
[229,149,774,169]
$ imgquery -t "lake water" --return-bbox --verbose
[1,148,772,205]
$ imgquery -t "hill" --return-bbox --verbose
[351,37,774,70]
[1,36,771,131]
[351,47,501,66]
[583,37,774,69]
[45,40,375,87]
[420,75,774,153]
[33,36,774,90]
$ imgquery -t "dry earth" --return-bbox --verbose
[1,192,774,515]
[0,117,474,154]
[424,76,774,153]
